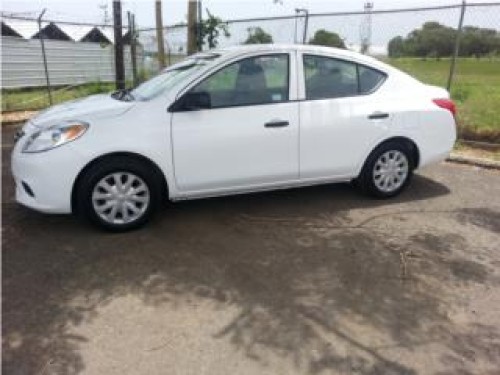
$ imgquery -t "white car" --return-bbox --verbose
[11,44,456,231]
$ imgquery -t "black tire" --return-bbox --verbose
[75,156,164,231]
[357,141,414,198]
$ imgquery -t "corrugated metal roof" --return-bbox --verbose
[98,26,115,44]
[80,27,112,44]
[32,22,72,41]
[1,19,46,39]
[1,19,134,44]
[1,21,22,37]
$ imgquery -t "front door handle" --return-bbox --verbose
[368,112,389,120]
[265,120,289,128]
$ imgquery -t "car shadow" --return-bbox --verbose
[3,172,500,374]
[164,173,451,217]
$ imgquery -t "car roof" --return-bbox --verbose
[213,43,391,72]
[218,43,356,56]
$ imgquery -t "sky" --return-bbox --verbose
[2,0,499,54]
[2,0,498,28]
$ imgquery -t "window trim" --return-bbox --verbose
[169,53,291,112]
[302,54,387,101]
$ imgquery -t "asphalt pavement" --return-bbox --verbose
[2,125,500,375]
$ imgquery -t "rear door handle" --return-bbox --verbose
[265,120,289,128]
[368,112,389,120]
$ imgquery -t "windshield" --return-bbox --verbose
[130,53,220,101]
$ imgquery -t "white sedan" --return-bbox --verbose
[11,44,456,231]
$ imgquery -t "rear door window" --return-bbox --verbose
[303,54,387,100]
[304,55,358,100]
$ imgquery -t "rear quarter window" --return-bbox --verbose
[358,65,386,94]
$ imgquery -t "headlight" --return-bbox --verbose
[22,121,89,153]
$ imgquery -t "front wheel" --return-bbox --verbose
[358,142,414,198]
[76,156,163,231]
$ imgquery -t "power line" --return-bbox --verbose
[0,13,125,28]
[2,1,499,31]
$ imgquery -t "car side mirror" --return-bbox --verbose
[169,91,211,112]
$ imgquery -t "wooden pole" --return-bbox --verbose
[155,0,166,69]
[187,0,198,55]
[113,0,125,89]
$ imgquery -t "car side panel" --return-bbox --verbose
[67,99,177,198]
[412,106,456,167]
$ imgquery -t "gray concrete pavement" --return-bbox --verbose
[2,126,500,374]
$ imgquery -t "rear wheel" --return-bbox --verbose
[76,156,163,231]
[358,141,414,198]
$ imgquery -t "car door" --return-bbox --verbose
[298,53,391,179]
[170,53,299,193]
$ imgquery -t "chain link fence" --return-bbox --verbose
[1,15,142,112]
[2,2,500,142]
[135,2,500,142]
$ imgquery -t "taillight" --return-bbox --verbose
[433,98,456,117]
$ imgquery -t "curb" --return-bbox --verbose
[447,154,500,170]
[1,121,25,127]
[1,111,39,127]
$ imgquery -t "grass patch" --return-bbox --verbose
[385,57,500,142]
[2,82,116,112]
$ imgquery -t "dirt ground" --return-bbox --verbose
[2,125,500,375]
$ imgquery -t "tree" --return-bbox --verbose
[460,26,498,58]
[244,27,273,44]
[199,9,230,49]
[308,29,346,49]
[388,36,405,57]
[386,22,500,58]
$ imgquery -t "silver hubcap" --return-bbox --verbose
[92,172,150,225]
[373,150,409,193]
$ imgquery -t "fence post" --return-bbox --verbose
[294,13,298,43]
[447,0,466,92]
[303,9,309,44]
[37,9,52,105]
[128,12,138,86]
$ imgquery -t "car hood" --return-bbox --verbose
[30,93,135,128]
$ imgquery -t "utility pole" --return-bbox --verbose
[113,0,125,89]
[155,0,166,69]
[99,3,110,25]
[295,8,309,44]
[187,0,198,55]
[128,12,138,86]
[37,8,52,105]
[360,2,373,54]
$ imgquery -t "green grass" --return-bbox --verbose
[385,57,500,142]
[1,81,116,112]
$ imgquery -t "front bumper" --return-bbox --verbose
[11,134,84,214]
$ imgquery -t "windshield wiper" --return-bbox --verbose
[111,88,135,102]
